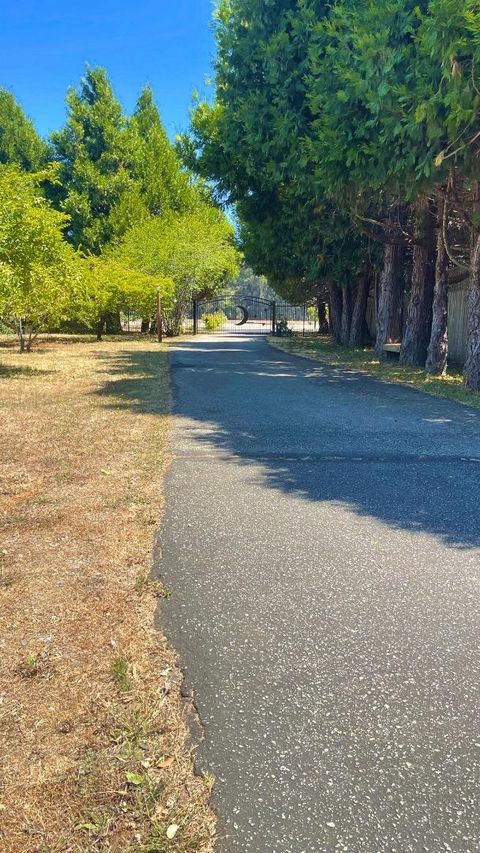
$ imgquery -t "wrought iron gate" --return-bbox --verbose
[189,294,315,336]
[192,295,274,334]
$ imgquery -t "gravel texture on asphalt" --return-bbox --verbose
[155,335,480,853]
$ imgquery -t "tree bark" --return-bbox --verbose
[463,230,480,390]
[105,311,122,334]
[96,316,105,341]
[399,197,436,366]
[374,205,407,359]
[426,196,449,375]
[349,271,370,347]
[340,287,352,345]
[328,283,342,344]
[14,317,25,353]
[317,298,328,333]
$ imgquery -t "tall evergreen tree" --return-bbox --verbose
[0,90,46,170]
[129,86,193,216]
[183,0,370,327]
[51,67,145,253]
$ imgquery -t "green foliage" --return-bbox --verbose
[274,317,292,337]
[0,164,171,346]
[110,656,133,693]
[304,0,430,199]
[228,265,276,300]
[129,86,196,216]
[413,0,480,178]
[191,0,480,212]
[202,311,226,331]
[0,166,85,347]
[114,199,239,334]
[0,66,237,346]
[185,0,371,304]
[81,255,173,330]
[50,68,208,257]
[0,90,47,170]
[50,66,146,253]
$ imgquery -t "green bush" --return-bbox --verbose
[275,318,292,336]
[202,311,226,331]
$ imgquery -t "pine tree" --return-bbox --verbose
[51,66,145,253]
[0,90,46,170]
[129,86,194,216]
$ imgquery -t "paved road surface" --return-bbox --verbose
[155,335,480,852]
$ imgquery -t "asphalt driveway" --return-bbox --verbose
[156,334,480,852]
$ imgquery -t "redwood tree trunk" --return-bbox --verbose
[317,298,328,333]
[425,197,449,375]
[328,283,342,344]
[340,286,352,345]
[374,205,406,358]
[349,271,370,347]
[399,197,435,366]
[463,230,480,390]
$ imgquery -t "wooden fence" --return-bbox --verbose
[364,278,469,365]
[447,282,469,364]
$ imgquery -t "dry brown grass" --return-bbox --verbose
[0,335,215,852]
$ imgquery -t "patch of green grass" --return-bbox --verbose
[0,363,54,378]
[76,811,113,838]
[135,574,171,599]
[269,335,480,408]
[126,493,148,506]
[110,656,133,693]
[110,705,153,752]
[15,652,49,679]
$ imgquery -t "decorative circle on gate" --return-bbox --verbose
[236,305,249,326]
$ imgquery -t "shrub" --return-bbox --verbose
[275,318,292,336]
[202,311,226,331]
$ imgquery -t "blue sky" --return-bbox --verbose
[0,0,216,140]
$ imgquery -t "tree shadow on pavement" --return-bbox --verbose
[94,339,480,550]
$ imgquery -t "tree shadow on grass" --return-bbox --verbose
[94,338,480,550]
[92,349,171,416]
[0,363,56,378]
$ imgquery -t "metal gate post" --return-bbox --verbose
[156,287,163,342]
[193,300,198,335]
[272,301,276,335]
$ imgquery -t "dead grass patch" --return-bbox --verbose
[0,337,214,851]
